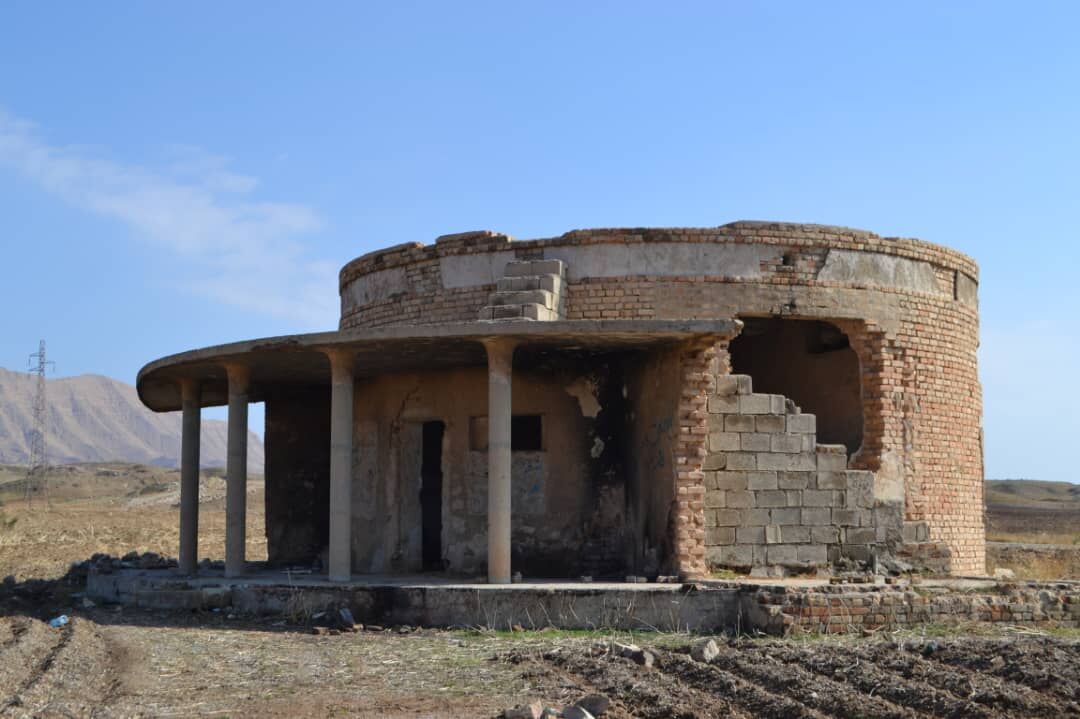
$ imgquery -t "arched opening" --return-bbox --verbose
[729,318,863,455]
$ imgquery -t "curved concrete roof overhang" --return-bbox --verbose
[137,319,742,412]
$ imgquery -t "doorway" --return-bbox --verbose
[420,421,445,570]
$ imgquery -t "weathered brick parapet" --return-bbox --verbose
[339,223,978,287]
[739,581,1080,636]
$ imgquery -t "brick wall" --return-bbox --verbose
[339,255,494,328]
[669,340,716,580]
[336,222,984,574]
[742,582,1080,636]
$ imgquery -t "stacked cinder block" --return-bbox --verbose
[703,374,901,574]
[478,259,566,321]
[896,520,952,574]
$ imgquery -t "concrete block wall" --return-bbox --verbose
[703,373,903,574]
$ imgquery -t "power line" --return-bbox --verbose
[25,340,55,507]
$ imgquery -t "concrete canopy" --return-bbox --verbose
[136,319,741,412]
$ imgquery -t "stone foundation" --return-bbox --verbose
[744,581,1080,636]
[87,569,1080,636]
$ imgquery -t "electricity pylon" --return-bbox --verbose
[25,340,55,507]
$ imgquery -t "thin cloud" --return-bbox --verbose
[163,144,260,194]
[0,108,337,327]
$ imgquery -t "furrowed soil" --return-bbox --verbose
[0,464,1079,717]
[507,636,1080,719]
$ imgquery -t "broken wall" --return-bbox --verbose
[702,373,903,574]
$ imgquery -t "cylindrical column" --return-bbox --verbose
[327,350,355,582]
[178,378,201,576]
[483,339,516,584]
[225,364,250,579]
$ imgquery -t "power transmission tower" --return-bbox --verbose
[25,340,55,507]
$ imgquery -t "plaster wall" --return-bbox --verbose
[349,362,639,577]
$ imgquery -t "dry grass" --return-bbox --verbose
[101,621,535,717]
[987,543,1080,581]
[1016,556,1073,581]
[0,464,265,581]
[985,498,1080,579]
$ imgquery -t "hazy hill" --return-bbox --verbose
[0,367,263,471]
[986,479,1080,509]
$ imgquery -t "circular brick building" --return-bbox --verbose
[138,221,984,582]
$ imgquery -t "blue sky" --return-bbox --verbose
[0,2,1076,480]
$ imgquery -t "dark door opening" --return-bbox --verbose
[420,421,445,571]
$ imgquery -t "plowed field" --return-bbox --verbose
[509,636,1080,718]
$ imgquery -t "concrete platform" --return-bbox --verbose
[87,569,741,632]
[87,568,1080,635]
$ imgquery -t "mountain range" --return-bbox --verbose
[0,367,264,471]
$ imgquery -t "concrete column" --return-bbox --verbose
[225,364,250,579]
[483,339,516,584]
[178,378,201,576]
[327,350,355,582]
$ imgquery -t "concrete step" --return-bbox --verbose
[504,259,565,278]
[815,444,848,471]
[520,303,558,321]
[481,258,567,322]
[487,289,555,309]
[496,274,563,294]
[479,303,558,321]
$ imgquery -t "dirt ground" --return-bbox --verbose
[1,464,1079,717]
[1,609,1079,718]
[510,634,1080,718]
[986,503,1080,580]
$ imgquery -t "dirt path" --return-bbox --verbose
[88,612,527,717]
